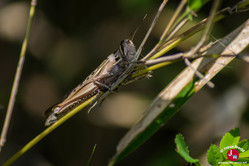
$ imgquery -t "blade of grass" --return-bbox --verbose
[135,0,168,60]
[109,19,249,166]
[132,6,231,81]
[185,0,221,58]
[159,0,187,42]
[141,0,214,61]
[0,0,37,151]
[146,7,231,60]
[142,0,187,61]
[2,96,95,166]
[3,1,248,165]
[86,144,97,166]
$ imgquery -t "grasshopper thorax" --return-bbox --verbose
[120,39,136,62]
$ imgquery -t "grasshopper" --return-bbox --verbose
[44,39,137,126]
[44,0,169,126]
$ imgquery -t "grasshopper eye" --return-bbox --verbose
[119,40,127,60]
[127,39,133,45]
[120,39,134,48]
[119,39,136,61]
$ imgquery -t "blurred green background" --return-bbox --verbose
[0,0,249,165]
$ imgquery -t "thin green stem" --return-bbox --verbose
[3,1,247,165]
[131,61,174,79]
[86,144,97,166]
[2,96,94,166]
[135,0,168,60]
[0,0,36,151]
[147,7,231,60]
[142,0,187,61]
[131,7,232,81]
[160,0,187,43]
[185,0,221,58]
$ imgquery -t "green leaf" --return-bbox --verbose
[220,128,240,157]
[236,157,249,162]
[109,82,196,165]
[175,134,200,164]
[238,139,249,151]
[207,144,223,166]
[184,0,210,23]
[220,128,240,148]
[188,0,203,10]
[239,150,249,158]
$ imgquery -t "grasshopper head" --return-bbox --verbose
[120,39,136,62]
[44,105,61,126]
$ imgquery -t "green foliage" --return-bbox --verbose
[176,128,249,166]
[207,128,249,165]
[110,81,196,165]
[219,128,240,157]
[207,144,223,166]
[240,150,249,158]
[238,140,249,158]
[187,0,204,10]
[238,140,249,151]
[4,0,249,165]
[175,133,201,166]
[186,0,210,20]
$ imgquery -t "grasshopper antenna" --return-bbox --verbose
[130,14,147,41]
[135,0,168,60]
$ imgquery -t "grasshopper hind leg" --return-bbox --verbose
[88,90,103,113]
[87,84,117,114]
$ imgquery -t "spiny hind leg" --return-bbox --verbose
[88,90,111,113]
[88,90,103,113]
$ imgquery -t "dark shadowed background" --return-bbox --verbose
[0,0,249,165]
